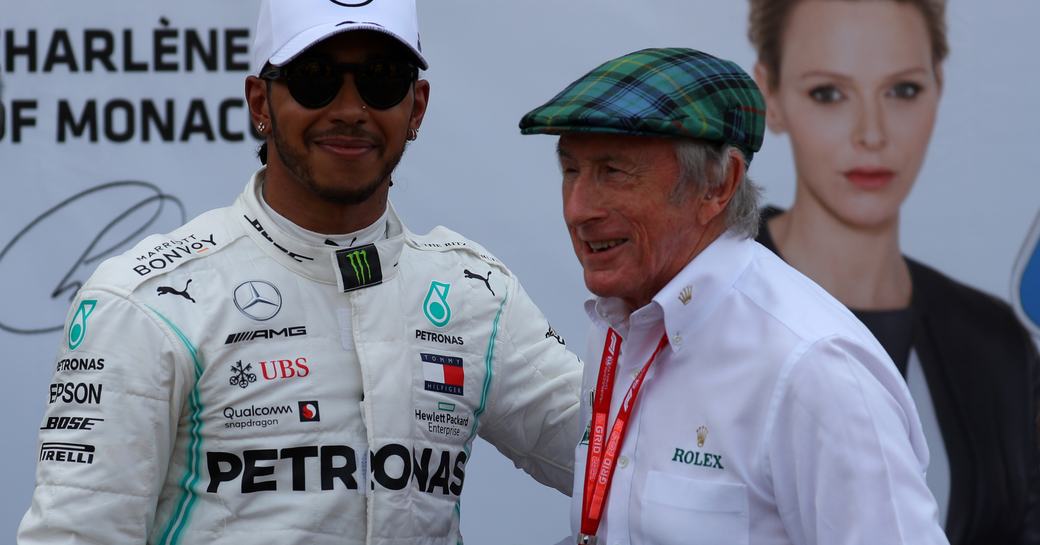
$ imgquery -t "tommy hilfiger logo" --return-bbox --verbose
[421,352,464,396]
[679,286,693,305]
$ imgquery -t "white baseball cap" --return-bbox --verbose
[251,0,428,75]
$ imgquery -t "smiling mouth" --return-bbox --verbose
[587,239,628,253]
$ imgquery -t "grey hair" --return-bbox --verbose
[672,139,761,239]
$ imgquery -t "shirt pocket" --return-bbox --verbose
[640,470,749,545]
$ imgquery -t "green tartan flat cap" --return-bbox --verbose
[519,47,765,162]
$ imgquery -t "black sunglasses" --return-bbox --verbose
[261,57,418,110]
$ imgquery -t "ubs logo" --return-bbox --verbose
[329,0,375,6]
[233,280,282,321]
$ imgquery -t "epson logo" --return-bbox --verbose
[205,444,467,496]
[225,326,307,345]
[40,416,104,431]
[49,382,102,405]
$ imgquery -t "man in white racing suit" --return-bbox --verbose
[17,1,582,544]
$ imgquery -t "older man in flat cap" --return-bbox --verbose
[521,48,948,545]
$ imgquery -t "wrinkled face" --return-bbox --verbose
[260,31,428,204]
[559,134,710,311]
[760,0,941,228]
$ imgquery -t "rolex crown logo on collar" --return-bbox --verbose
[679,286,693,305]
[697,425,708,447]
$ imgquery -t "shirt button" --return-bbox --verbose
[618,456,629,468]
[672,333,683,345]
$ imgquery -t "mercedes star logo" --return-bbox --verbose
[233,280,282,321]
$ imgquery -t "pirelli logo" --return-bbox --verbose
[224,326,307,345]
[40,442,95,464]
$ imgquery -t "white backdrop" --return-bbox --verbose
[2,1,1039,543]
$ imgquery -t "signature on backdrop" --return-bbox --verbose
[1013,209,1040,338]
[0,182,185,334]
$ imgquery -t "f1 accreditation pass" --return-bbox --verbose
[18,172,582,545]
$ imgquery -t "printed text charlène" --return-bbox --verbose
[0,23,262,144]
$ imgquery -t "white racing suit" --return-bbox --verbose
[18,170,582,545]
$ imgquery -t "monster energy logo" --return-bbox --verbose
[335,243,382,292]
[346,249,372,283]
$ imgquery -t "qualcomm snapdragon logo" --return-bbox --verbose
[423,281,451,327]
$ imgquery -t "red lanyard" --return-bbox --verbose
[579,328,669,542]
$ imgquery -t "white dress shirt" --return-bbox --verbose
[567,233,948,545]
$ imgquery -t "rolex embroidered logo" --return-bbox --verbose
[679,286,693,305]
[672,424,724,470]
[671,448,725,470]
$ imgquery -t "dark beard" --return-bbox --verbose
[269,118,404,206]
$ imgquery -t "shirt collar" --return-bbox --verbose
[235,168,407,288]
[585,231,756,353]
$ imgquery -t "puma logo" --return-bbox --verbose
[157,279,196,303]
[463,269,494,296]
